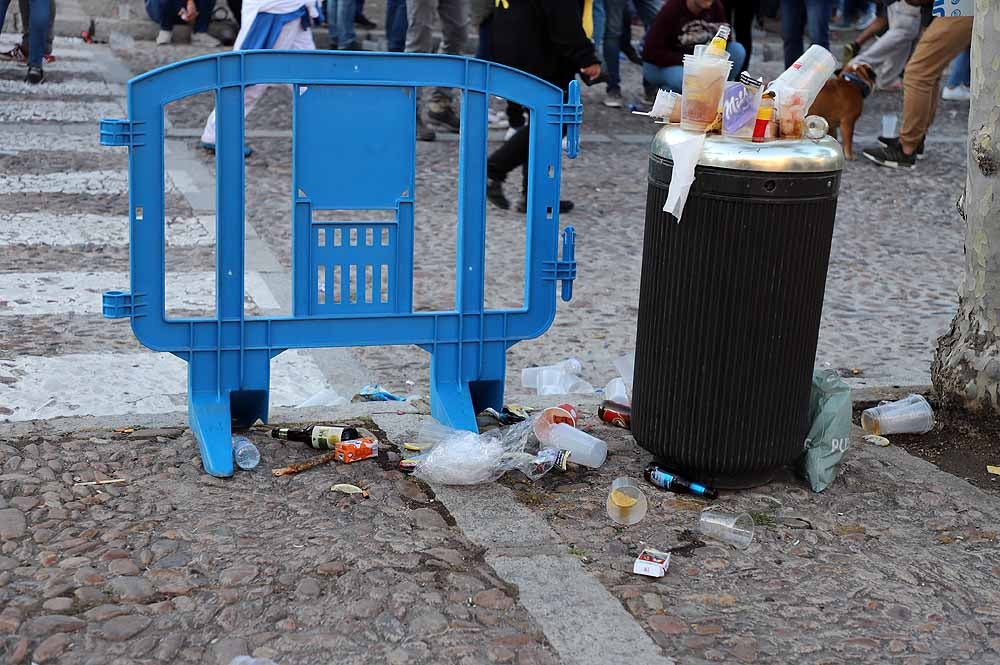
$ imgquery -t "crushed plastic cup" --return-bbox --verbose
[699,509,754,549]
[860,394,934,436]
[680,54,732,132]
[533,404,578,443]
[547,423,607,468]
[606,477,648,526]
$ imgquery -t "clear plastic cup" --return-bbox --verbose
[547,423,607,468]
[533,405,578,443]
[606,477,648,526]
[860,394,934,435]
[699,509,754,549]
[881,113,899,139]
[680,55,732,132]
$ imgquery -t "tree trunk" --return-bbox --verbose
[931,3,1000,411]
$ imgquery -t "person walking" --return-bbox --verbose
[486,0,601,213]
[0,0,50,82]
[384,0,407,50]
[862,14,973,168]
[405,0,467,140]
[1,0,55,65]
[779,0,832,68]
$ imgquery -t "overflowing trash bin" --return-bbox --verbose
[631,127,844,488]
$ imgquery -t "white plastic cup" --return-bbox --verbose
[604,378,630,406]
[860,394,933,435]
[547,423,607,468]
[533,405,578,443]
[881,113,899,139]
[521,359,582,389]
[680,54,732,132]
[699,509,754,549]
[606,477,648,526]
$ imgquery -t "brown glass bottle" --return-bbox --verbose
[270,425,361,450]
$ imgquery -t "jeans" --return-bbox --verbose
[592,0,605,57]
[327,0,358,46]
[355,0,364,18]
[17,0,54,56]
[0,0,48,66]
[642,40,746,92]
[475,12,491,59]
[385,0,407,51]
[946,48,970,88]
[780,0,832,68]
[602,0,662,92]
[144,0,212,32]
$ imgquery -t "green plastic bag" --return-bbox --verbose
[799,368,852,492]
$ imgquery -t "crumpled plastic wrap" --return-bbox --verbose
[412,419,535,485]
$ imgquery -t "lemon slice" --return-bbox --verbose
[610,489,638,508]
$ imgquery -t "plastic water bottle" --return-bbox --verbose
[232,436,260,470]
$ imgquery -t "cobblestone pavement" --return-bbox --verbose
[0,21,984,665]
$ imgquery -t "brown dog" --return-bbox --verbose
[808,62,877,160]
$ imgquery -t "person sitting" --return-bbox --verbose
[145,0,221,46]
[641,0,745,94]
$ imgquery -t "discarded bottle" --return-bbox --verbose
[232,436,260,470]
[271,425,360,450]
[644,463,718,499]
[598,400,631,429]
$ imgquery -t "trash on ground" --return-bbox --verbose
[987,465,1000,476]
[863,434,891,447]
[533,403,578,442]
[232,435,261,470]
[633,547,671,577]
[331,483,369,498]
[799,368,852,492]
[614,352,635,392]
[113,427,135,434]
[598,400,631,429]
[271,424,361,449]
[271,437,377,476]
[411,419,536,485]
[295,387,347,408]
[604,377,630,406]
[399,458,420,474]
[354,384,411,402]
[521,358,594,395]
[607,477,648,526]
[403,441,434,453]
[73,478,127,487]
[860,394,934,436]
[644,463,718,499]
[479,404,530,426]
[699,509,754,549]
[547,423,607,468]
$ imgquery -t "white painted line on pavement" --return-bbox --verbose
[0,79,125,96]
[0,129,104,154]
[0,213,215,247]
[0,270,279,316]
[0,170,129,195]
[0,349,331,422]
[0,100,123,122]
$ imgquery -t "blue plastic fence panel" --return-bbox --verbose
[101,51,582,477]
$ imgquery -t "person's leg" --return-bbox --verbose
[642,62,683,92]
[602,0,625,94]
[632,0,662,28]
[355,0,364,18]
[338,0,358,47]
[486,126,530,208]
[804,0,830,51]
[26,0,50,68]
[851,0,920,86]
[731,0,755,66]
[429,0,465,117]
[946,48,971,88]
[385,0,407,50]
[44,0,55,55]
[780,0,804,68]
[899,16,973,155]
[18,0,29,51]
[726,40,746,76]
[194,0,212,32]
[592,0,605,58]
[475,14,491,60]
[404,0,435,53]
[327,0,338,45]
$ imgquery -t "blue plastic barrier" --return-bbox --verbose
[101,51,581,477]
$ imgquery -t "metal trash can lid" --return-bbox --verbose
[650,125,844,173]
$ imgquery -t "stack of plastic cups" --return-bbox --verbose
[768,45,836,138]
[680,30,734,133]
[860,394,934,436]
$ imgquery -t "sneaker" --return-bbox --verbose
[191,32,222,47]
[516,197,574,214]
[340,41,365,51]
[416,116,436,142]
[43,53,55,64]
[354,14,376,28]
[428,105,461,132]
[862,142,916,169]
[621,41,642,65]
[842,42,859,64]
[877,135,925,160]
[941,85,971,101]
[603,90,623,108]
[156,29,172,45]
[25,65,44,84]
[487,179,510,210]
[2,44,27,62]
[199,141,253,157]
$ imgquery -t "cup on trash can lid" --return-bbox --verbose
[533,404,578,443]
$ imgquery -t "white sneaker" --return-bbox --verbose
[155,30,172,45]
[941,85,971,101]
[503,126,519,141]
[191,32,222,47]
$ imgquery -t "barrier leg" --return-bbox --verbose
[188,389,235,478]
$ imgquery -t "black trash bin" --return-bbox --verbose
[631,127,843,489]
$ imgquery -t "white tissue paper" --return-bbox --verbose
[631,89,679,122]
[663,130,707,222]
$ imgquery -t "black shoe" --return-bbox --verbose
[354,14,376,28]
[487,179,510,210]
[416,116,436,142]
[427,105,461,132]
[515,198,574,214]
[877,134,926,160]
[622,41,642,65]
[25,65,43,84]
[862,142,916,169]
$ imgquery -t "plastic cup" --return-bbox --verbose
[547,423,608,468]
[680,55,732,132]
[699,509,754,549]
[860,394,934,435]
[606,477,648,526]
[533,404,578,442]
[881,113,899,139]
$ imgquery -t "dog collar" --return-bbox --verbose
[843,72,872,98]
